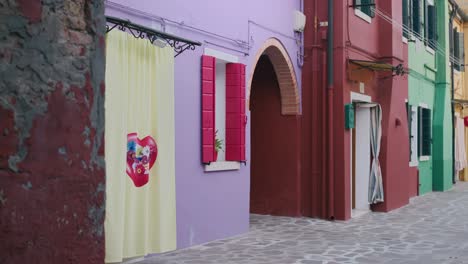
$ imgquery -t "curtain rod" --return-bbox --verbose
[106,16,201,57]
[452,99,468,105]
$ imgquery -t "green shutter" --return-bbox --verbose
[427,5,436,49]
[459,32,465,72]
[433,4,437,44]
[451,28,456,62]
[455,31,461,71]
[422,108,432,156]
[409,0,413,36]
[420,0,424,38]
[412,0,421,36]
[424,0,428,42]
[418,107,423,156]
[356,0,375,18]
[403,0,409,38]
[361,0,369,16]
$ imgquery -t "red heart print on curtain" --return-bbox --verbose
[126,133,158,187]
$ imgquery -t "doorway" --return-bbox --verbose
[249,55,300,216]
[350,93,372,218]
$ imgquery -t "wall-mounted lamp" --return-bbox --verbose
[293,10,306,33]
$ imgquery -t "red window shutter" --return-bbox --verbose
[225,63,246,162]
[201,55,216,164]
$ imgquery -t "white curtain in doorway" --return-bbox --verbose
[104,30,176,263]
[455,116,467,175]
[357,103,384,204]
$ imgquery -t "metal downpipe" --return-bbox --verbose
[327,0,335,220]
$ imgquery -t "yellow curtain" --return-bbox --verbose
[104,30,176,263]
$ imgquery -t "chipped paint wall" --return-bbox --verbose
[0,0,106,263]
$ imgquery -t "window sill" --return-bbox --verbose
[354,9,372,24]
[426,46,435,55]
[409,160,419,167]
[419,156,430,162]
[419,102,429,109]
[403,37,408,44]
[204,161,240,172]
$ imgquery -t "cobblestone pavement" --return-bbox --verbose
[140,182,468,264]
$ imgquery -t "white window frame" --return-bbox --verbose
[409,105,419,167]
[426,46,435,55]
[355,9,372,24]
[418,103,431,162]
[203,48,241,172]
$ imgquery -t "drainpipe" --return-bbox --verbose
[298,0,305,67]
[449,3,457,184]
[327,0,335,220]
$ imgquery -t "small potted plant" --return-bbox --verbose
[214,130,223,161]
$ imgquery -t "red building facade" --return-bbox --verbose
[302,0,414,220]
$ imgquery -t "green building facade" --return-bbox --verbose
[407,0,453,195]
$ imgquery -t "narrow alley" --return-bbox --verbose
[4,0,468,263]
[140,183,468,264]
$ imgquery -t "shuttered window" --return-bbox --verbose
[460,32,466,71]
[225,63,246,162]
[426,2,437,49]
[201,55,216,164]
[355,0,375,18]
[403,0,410,38]
[454,31,465,72]
[201,55,246,165]
[412,0,421,37]
[451,28,457,65]
[418,107,432,157]
[455,30,460,71]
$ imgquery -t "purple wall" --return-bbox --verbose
[106,0,302,249]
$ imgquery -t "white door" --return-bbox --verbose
[354,106,371,211]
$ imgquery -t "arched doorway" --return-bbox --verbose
[249,39,301,217]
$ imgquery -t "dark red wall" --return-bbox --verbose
[0,1,106,263]
[250,56,301,216]
[301,0,330,219]
[302,0,411,220]
[409,168,419,197]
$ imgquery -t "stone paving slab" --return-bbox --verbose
[139,182,468,264]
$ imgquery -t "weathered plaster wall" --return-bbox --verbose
[0,0,106,263]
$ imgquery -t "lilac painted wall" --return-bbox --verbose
[105,0,302,249]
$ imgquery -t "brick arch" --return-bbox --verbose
[248,38,300,115]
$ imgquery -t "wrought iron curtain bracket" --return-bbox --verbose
[392,64,407,77]
[106,16,201,57]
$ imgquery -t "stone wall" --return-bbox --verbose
[0,0,105,263]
